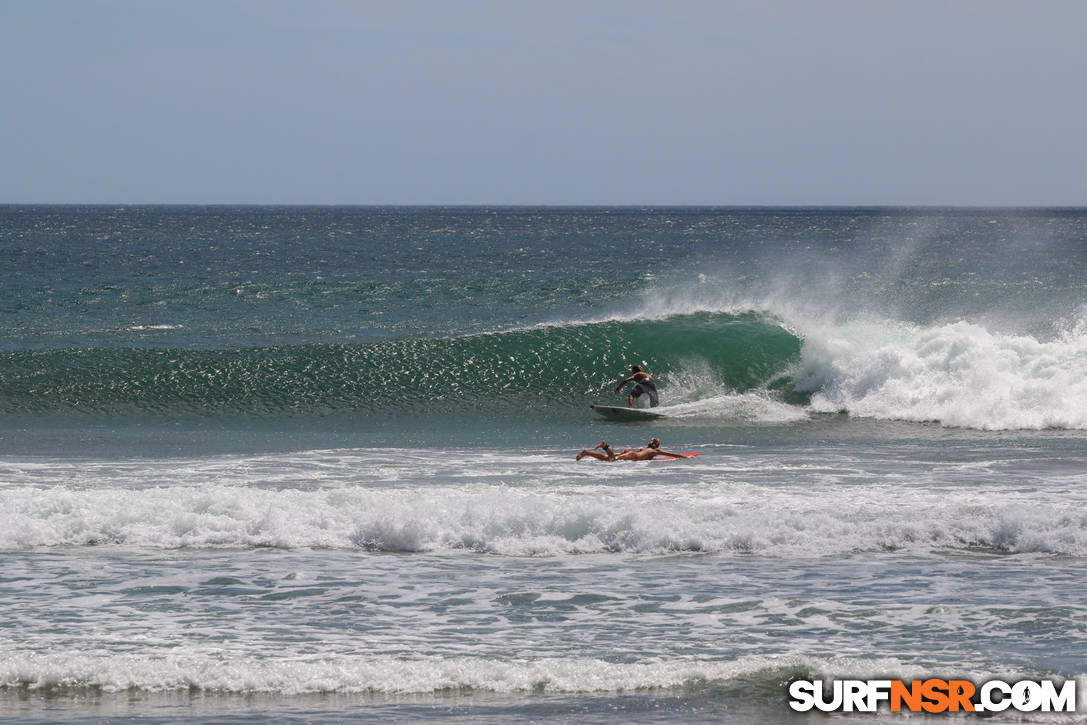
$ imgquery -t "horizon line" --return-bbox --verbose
[2,202,1085,210]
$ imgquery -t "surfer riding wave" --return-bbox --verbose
[614,365,658,408]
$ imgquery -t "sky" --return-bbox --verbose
[2,0,1085,205]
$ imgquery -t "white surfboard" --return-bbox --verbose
[590,404,665,421]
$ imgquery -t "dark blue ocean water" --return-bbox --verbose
[3,206,1087,723]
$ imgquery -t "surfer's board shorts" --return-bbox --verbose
[632,382,659,407]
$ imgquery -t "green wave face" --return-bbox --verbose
[0,312,802,421]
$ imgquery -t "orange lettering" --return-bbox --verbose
[921,679,949,713]
[890,680,923,712]
[947,680,975,712]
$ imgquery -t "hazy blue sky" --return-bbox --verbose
[2,1,1085,205]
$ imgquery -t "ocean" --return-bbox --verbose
[2,206,1087,723]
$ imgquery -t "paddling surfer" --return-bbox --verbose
[575,437,684,462]
[614,365,658,408]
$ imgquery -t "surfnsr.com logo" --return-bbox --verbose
[788,678,1076,714]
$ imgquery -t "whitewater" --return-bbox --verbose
[3,206,1087,723]
[4,447,1087,556]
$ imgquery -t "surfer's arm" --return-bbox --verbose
[613,372,643,392]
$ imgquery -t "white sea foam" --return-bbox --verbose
[658,358,809,423]
[7,647,1079,711]
[0,650,934,695]
[793,315,1087,430]
[4,464,1087,555]
[661,391,808,424]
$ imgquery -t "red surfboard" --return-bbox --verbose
[652,452,699,461]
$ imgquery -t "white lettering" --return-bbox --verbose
[866,679,892,710]
[1040,680,1076,712]
[979,680,1011,712]
[843,680,867,712]
[788,680,816,712]
[817,680,843,712]
[1012,680,1042,712]
[791,677,1077,714]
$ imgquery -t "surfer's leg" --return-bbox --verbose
[577,450,611,461]
[580,441,616,461]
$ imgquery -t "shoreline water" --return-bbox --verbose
[4,207,1087,722]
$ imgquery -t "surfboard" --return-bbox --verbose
[591,404,664,421]
[652,452,699,461]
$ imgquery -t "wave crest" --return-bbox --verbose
[795,317,1087,430]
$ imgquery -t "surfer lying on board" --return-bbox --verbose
[576,438,684,462]
[614,365,659,408]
